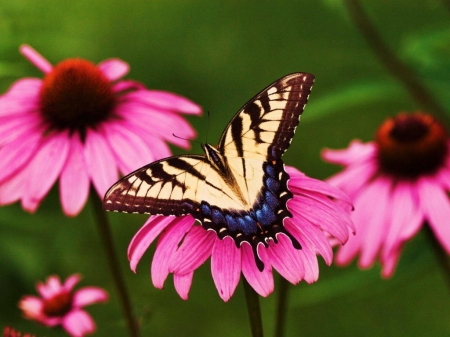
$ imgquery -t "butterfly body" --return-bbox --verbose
[104,73,315,270]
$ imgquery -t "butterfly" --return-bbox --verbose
[103,72,315,271]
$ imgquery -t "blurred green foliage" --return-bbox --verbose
[1,1,450,336]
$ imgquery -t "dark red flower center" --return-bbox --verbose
[42,291,73,317]
[376,112,448,178]
[39,59,116,139]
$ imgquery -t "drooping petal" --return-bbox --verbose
[124,90,202,115]
[322,140,376,166]
[151,216,195,289]
[83,129,118,198]
[170,226,216,275]
[267,234,305,284]
[103,121,155,174]
[20,45,53,74]
[62,310,95,337]
[18,296,43,320]
[241,243,274,297]
[112,80,146,94]
[97,59,129,81]
[73,287,108,307]
[211,237,241,302]
[21,132,70,212]
[63,274,81,292]
[174,272,194,300]
[0,170,27,205]
[128,216,174,272]
[60,135,90,216]
[418,177,450,253]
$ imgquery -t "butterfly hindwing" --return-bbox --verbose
[219,72,315,161]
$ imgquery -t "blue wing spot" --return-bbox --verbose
[256,204,277,226]
[225,214,239,232]
[237,216,257,235]
[265,164,276,177]
[266,177,280,192]
[201,203,211,216]
[265,190,280,208]
[212,208,226,224]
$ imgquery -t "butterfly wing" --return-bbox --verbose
[103,155,211,215]
[218,72,315,160]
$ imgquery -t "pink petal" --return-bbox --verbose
[73,287,108,307]
[170,226,215,275]
[103,122,155,174]
[211,236,241,302]
[0,113,41,146]
[97,58,129,81]
[62,310,95,337]
[284,220,319,283]
[241,243,274,297]
[60,135,90,216]
[21,132,70,212]
[0,170,26,205]
[267,234,305,284]
[38,276,62,298]
[380,246,401,278]
[151,216,195,288]
[418,177,450,253]
[83,129,118,198]
[120,103,197,149]
[128,216,174,272]
[123,123,173,160]
[63,274,81,292]
[112,80,146,93]
[20,45,53,74]
[173,272,194,300]
[321,140,376,166]
[0,130,41,183]
[124,90,202,115]
[19,296,43,320]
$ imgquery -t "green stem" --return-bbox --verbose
[344,0,450,125]
[243,278,264,337]
[274,277,289,337]
[423,224,450,295]
[91,190,140,337]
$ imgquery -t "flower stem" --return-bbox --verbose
[423,224,450,295]
[274,277,289,337]
[243,278,264,337]
[344,0,450,124]
[91,189,140,337]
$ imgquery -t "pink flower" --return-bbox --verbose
[0,45,201,216]
[3,326,36,337]
[19,274,108,337]
[128,166,354,301]
[323,112,450,277]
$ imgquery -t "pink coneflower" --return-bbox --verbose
[323,112,450,277]
[127,166,354,301]
[0,45,201,216]
[19,274,108,337]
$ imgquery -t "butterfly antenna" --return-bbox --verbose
[172,133,202,146]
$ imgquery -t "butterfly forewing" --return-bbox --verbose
[219,72,315,161]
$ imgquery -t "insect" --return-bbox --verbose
[103,73,315,271]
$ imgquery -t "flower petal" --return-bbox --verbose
[151,216,195,288]
[83,129,118,198]
[20,45,53,74]
[241,243,274,297]
[173,272,194,300]
[418,177,450,253]
[211,236,241,302]
[19,296,43,320]
[112,80,146,93]
[21,132,70,212]
[128,216,174,272]
[125,90,202,115]
[73,287,108,307]
[97,58,129,81]
[63,274,81,292]
[322,140,376,166]
[267,234,305,284]
[170,226,215,274]
[62,310,95,337]
[60,135,90,216]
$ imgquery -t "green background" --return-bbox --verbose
[1,1,450,336]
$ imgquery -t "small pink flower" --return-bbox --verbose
[19,274,108,337]
[323,112,450,277]
[0,45,201,216]
[128,166,354,301]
